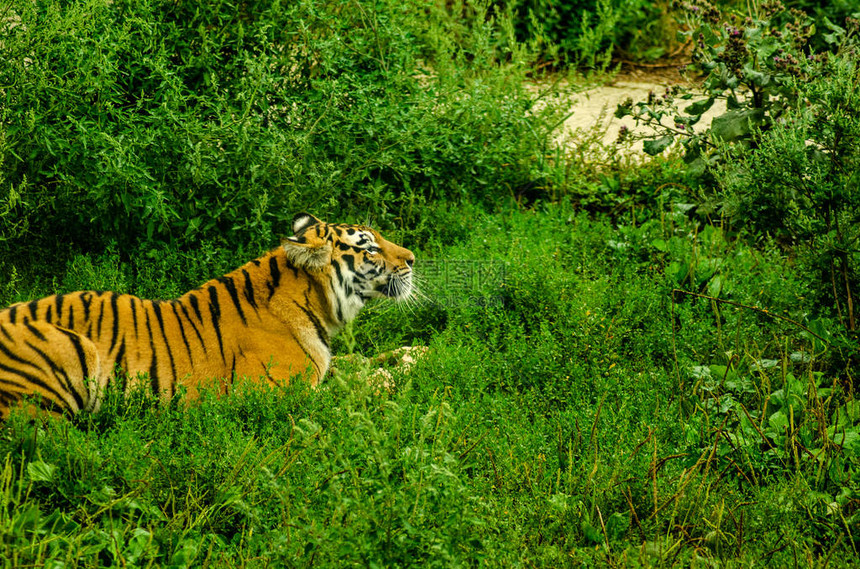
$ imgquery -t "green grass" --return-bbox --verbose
[2,198,858,567]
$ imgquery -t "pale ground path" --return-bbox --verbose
[559,71,725,153]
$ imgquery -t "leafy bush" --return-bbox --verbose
[615,0,860,341]
[719,56,860,337]
[615,0,859,168]
[4,203,860,566]
[501,0,675,65]
[0,0,570,257]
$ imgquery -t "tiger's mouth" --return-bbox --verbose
[376,274,413,299]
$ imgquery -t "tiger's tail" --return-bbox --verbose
[0,321,107,419]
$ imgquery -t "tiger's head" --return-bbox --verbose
[283,213,415,322]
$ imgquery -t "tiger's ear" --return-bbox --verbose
[291,212,322,235]
[282,217,331,271]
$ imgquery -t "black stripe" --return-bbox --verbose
[24,338,86,412]
[285,258,300,279]
[115,338,126,375]
[242,269,258,310]
[331,258,345,285]
[268,256,281,299]
[330,261,345,321]
[207,286,226,364]
[0,362,74,413]
[55,295,64,322]
[189,293,203,322]
[0,388,69,417]
[176,301,206,353]
[341,254,357,275]
[53,328,94,412]
[23,320,47,342]
[8,305,17,323]
[0,335,42,370]
[45,305,53,322]
[169,301,195,366]
[54,327,92,384]
[143,304,160,395]
[80,292,93,321]
[130,298,139,336]
[96,295,106,337]
[27,300,39,319]
[260,362,278,387]
[107,293,120,356]
[151,302,177,384]
[0,324,12,342]
[0,390,20,409]
[294,297,330,348]
[293,334,321,379]
[68,304,75,329]
[217,276,247,326]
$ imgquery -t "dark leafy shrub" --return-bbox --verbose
[499,0,675,66]
[718,56,860,338]
[615,0,859,171]
[0,0,571,258]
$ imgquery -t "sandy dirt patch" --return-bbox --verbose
[558,70,724,154]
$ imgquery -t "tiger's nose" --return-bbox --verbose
[405,251,415,267]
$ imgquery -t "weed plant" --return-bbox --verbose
[617,0,860,345]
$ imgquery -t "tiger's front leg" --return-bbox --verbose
[192,328,328,396]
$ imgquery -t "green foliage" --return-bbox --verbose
[615,1,860,340]
[3,0,860,566]
[3,197,860,565]
[718,56,860,336]
[502,0,674,66]
[615,0,859,169]
[0,0,571,256]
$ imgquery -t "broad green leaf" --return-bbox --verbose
[11,505,41,535]
[743,64,770,87]
[28,460,56,483]
[838,401,860,427]
[754,36,779,60]
[827,426,860,455]
[651,238,667,252]
[691,365,712,380]
[710,109,766,142]
[769,410,789,432]
[707,274,723,297]
[667,261,689,284]
[582,521,603,545]
[169,539,200,569]
[751,358,779,371]
[125,528,154,563]
[684,98,715,116]
[643,135,674,156]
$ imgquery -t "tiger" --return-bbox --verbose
[0,213,415,419]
